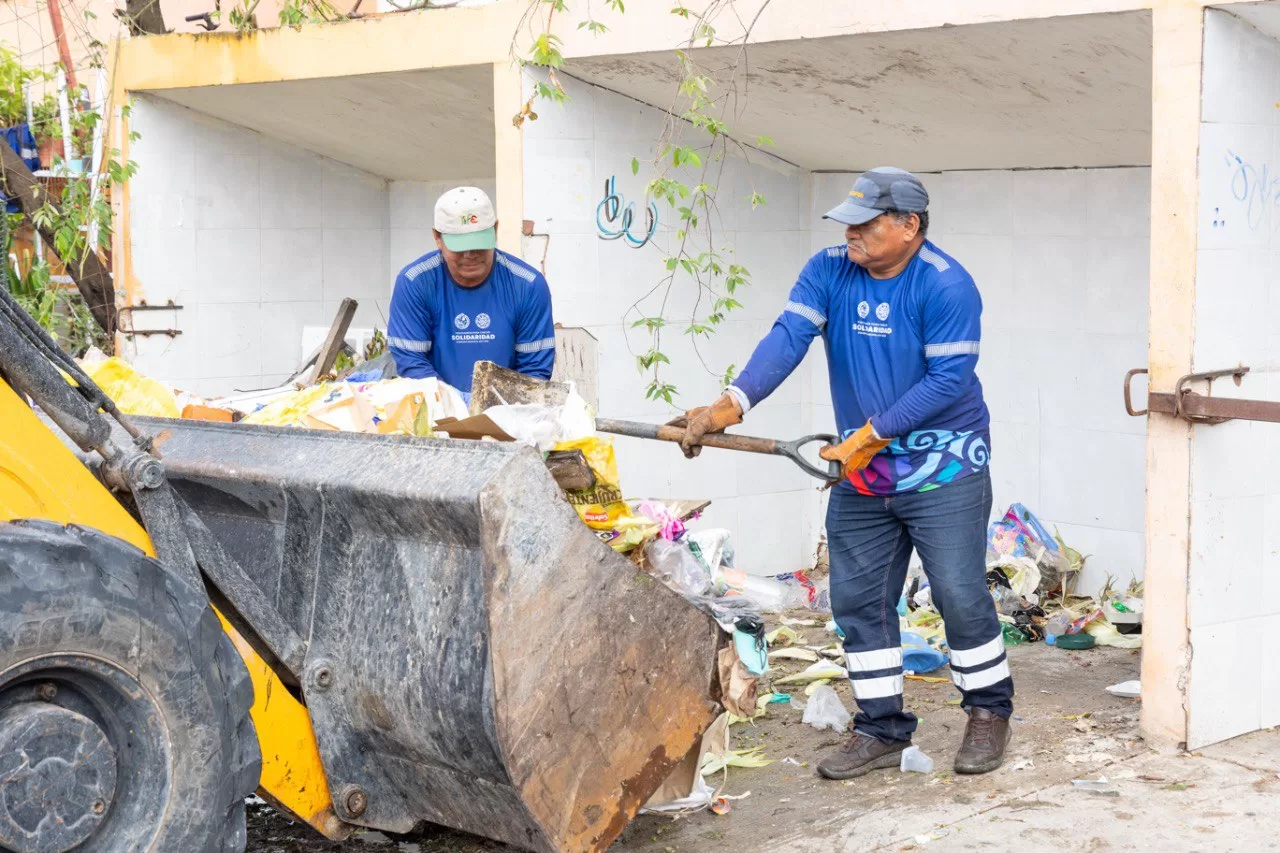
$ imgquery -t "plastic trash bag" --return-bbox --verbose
[637,500,686,541]
[485,403,563,450]
[988,503,1070,594]
[687,529,731,574]
[80,356,180,418]
[1084,619,1142,649]
[901,630,948,674]
[645,539,713,599]
[556,384,595,441]
[802,685,851,732]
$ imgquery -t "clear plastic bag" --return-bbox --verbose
[801,684,851,732]
[645,539,713,599]
[484,404,564,450]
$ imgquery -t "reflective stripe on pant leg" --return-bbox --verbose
[894,470,1013,716]
[948,634,1012,692]
[828,485,917,742]
[846,647,904,702]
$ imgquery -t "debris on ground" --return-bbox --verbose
[802,684,851,732]
[899,745,935,774]
[1107,680,1141,698]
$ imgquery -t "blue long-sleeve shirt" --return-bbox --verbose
[729,242,990,495]
[387,249,556,392]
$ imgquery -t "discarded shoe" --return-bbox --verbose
[953,707,1012,774]
[817,732,909,780]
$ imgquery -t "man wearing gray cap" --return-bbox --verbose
[675,167,1012,779]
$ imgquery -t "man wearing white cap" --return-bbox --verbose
[387,187,556,396]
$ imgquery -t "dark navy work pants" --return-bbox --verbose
[827,468,1013,743]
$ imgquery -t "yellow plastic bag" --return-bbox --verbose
[241,384,334,427]
[80,357,180,418]
[553,436,635,537]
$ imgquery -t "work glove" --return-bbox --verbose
[819,421,892,479]
[667,393,744,459]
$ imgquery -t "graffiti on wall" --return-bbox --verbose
[596,176,658,248]
[1223,149,1280,230]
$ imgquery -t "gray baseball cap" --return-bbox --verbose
[824,166,929,226]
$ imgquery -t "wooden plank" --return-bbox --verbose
[307,298,358,384]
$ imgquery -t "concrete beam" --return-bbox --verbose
[1140,3,1201,752]
[492,61,524,253]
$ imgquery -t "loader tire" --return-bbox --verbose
[0,519,261,853]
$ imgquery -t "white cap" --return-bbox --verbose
[433,186,497,251]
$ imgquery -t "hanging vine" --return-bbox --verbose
[514,0,776,404]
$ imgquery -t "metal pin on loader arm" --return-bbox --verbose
[595,417,842,482]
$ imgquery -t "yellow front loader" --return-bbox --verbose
[0,285,721,852]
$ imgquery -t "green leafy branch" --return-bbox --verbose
[516,0,776,406]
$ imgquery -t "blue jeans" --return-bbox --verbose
[827,468,1012,743]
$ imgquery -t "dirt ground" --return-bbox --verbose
[246,630,1160,853]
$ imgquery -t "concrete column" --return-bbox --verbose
[1140,4,1201,751]
[492,62,525,253]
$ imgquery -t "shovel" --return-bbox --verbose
[595,417,842,482]
[467,361,843,481]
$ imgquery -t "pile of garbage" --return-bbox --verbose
[902,502,1143,652]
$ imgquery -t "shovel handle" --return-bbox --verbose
[594,418,843,482]
[595,417,779,454]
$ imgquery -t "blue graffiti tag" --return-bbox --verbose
[1224,149,1280,230]
[596,176,658,248]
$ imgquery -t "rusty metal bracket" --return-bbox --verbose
[119,301,184,313]
[1124,365,1280,425]
[1123,368,1149,417]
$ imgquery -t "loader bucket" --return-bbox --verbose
[132,418,722,852]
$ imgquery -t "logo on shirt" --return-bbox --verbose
[476,312,491,330]
[454,313,470,330]
[853,300,893,339]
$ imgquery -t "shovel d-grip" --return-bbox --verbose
[595,417,842,482]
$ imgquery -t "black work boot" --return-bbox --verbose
[817,732,909,781]
[953,707,1012,774]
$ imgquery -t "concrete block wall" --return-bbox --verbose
[126,96,497,396]
[1188,9,1280,748]
[126,94,390,396]
[810,169,1150,595]
[522,74,823,573]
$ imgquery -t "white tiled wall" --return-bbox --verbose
[810,168,1150,595]
[1188,9,1280,748]
[388,179,498,275]
[126,95,390,396]
[126,96,497,396]
[522,74,822,573]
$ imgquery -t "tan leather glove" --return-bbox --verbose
[667,393,744,458]
[819,421,892,478]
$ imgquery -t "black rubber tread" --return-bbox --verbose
[0,519,262,852]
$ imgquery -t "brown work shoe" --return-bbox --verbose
[953,707,1012,774]
[816,732,909,781]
